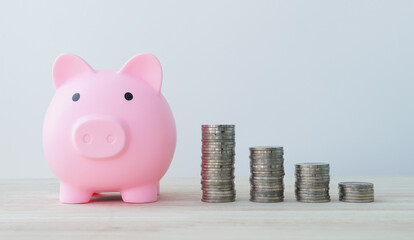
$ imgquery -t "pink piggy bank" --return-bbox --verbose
[43,54,176,204]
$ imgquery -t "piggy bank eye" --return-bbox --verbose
[124,92,133,101]
[72,93,80,102]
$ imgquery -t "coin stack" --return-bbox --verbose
[249,146,285,203]
[338,182,374,203]
[295,163,330,203]
[201,124,236,203]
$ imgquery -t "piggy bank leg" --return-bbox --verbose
[121,183,158,203]
[157,182,160,195]
[60,182,93,204]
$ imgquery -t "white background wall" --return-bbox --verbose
[0,0,413,178]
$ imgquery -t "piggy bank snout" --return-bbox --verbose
[72,116,126,159]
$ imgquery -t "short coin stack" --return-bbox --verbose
[338,182,374,203]
[249,146,285,203]
[201,125,236,203]
[295,163,330,203]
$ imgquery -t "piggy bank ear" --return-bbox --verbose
[119,54,163,93]
[53,54,94,89]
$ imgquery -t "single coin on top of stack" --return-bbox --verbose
[201,124,236,203]
[338,182,374,203]
[295,162,330,203]
[249,146,285,203]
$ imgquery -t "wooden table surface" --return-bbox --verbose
[1,176,413,239]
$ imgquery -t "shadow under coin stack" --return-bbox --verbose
[201,125,236,203]
[339,182,374,203]
[249,146,285,203]
[295,163,330,203]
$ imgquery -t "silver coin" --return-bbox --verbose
[339,198,375,202]
[251,178,284,182]
[202,154,235,159]
[202,137,235,141]
[250,164,284,169]
[201,165,234,170]
[201,161,234,166]
[338,182,374,188]
[201,168,234,172]
[250,151,284,155]
[339,198,374,203]
[251,181,284,186]
[202,124,235,128]
[251,184,284,188]
[251,174,285,179]
[202,131,235,134]
[201,132,235,137]
[295,162,329,167]
[250,146,283,150]
[203,191,235,196]
[295,169,330,174]
[250,161,284,166]
[295,172,330,177]
[203,190,236,194]
[201,166,234,170]
[202,142,236,146]
[201,128,235,133]
[249,153,284,159]
[201,162,234,166]
[201,184,234,188]
[339,190,374,194]
[296,174,330,178]
[202,147,235,151]
[201,199,235,203]
[202,185,235,190]
[251,191,284,196]
[250,199,283,203]
[251,174,284,178]
[250,195,284,199]
[201,135,235,139]
[296,198,330,203]
[201,172,234,177]
[201,183,234,188]
[295,193,330,198]
[200,172,234,177]
[295,179,329,184]
[251,159,284,163]
[202,158,235,162]
[251,172,285,177]
[251,164,284,169]
[251,170,285,174]
[339,194,374,199]
[295,195,330,200]
[202,160,234,165]
[251,186,284,191]
[250,194,284,199]
[201,181,234,185]
[339,186,374,191]
[202,195,236,199]
[295,178,330,183]
[202,148,235,153]
[295,177,330,181]
[202,147,236,152]
[295,187,330,191]
[296,193,330,198]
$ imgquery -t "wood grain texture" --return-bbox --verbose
[0,176,413,239]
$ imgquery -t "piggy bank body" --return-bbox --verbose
[43,54,176,204]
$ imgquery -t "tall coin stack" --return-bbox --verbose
[249,146,285,203]
[339,182,374,203]
[295,163,330,203]
[201,125,236,203]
